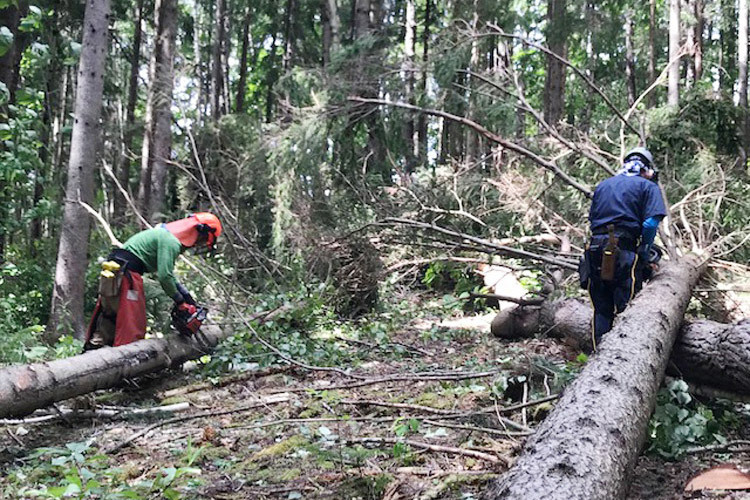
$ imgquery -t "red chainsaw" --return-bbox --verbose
[171,304,208,336]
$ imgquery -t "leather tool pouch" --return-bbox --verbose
[600,225,619,281]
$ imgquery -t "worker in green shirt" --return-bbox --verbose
[84,212,222,349]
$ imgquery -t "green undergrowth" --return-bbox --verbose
[0,439,204,499]
[647,379,741,459]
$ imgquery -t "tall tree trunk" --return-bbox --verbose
[264,26,279,123]
[0,0,28,261]
[668,0,680,107]
[543,0,567,125]
[465,3,480,164]
[114,0,144,226]
[739,0,748,166]
[624,9,636,107]
[694,0,704,80]
[193,2,205,123]
[46,0,111,342]
[487,254,708,499]
[416,0,430,165]
[354,0,369,40]
[222,6,231,115]
[685,0,696,88]
[30,9,63,248]
[401,0,417,175]
[580,0,596,132]
[720,0,738,91]
[211,0,226,121]
[146,0,178,221]
[648,0,657,108]
[235,5,252,112]
[0,1,26,110]
[282,0,296,71]
[322,0,341,66]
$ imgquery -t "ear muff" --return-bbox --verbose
[196,223,217,248]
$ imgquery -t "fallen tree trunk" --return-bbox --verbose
[0,325,228,418]
[490,298,750,396]
[486,253,708,499]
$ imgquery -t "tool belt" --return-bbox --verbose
[108,248,147,275]
[579,225,641,288]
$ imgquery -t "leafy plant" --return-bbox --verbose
[647,379,724,459]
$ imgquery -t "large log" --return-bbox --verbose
[0,325,227,418]
[486,253,707,499]
[491,299,750,396]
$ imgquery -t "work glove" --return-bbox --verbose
[174,282,196,306]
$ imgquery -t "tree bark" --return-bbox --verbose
[543,0,567,125]
[401,0,417,175]
[322,0,341,66]
[46,0,111,342]
[720,0,738,91]
[648,0,657,108]
[235,5,252,112]
[193,2,205,121]
[668,0,680,107]
[146,0,178,221]
[416,0,430,164]
[0,325,227,418]
[211,0,226,121]
[282,0,296,71]
[685,0,696,89]
[114,0,144,226]
[694,0,704,80]
[739,0,749,166]
[486,254,707,499]
[624,9,636,107]
[0,0,27,109]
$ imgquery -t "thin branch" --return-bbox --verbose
[485,23,641,139]
[382,217,578,270]
[349,97,592,198]
[346,437,506,464]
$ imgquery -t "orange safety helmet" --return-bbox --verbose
[163,212,223,249]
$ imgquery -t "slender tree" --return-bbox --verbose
[211,0,226,120]
[648,0,657,108]
[146,0,178,220]
[624,9,636,107]
[235,4,252,112]
[739,0,748,164]
[543,0,567,125]
[416,0,431,163]
[667,0,681,107]
[694,0,704,80]
[47,0,112,341]
[401,0,417,174]
[114,0,144,225]
[322,0,341,66]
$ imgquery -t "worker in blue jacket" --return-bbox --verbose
[582,147,667,350]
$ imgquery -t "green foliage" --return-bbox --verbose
[647,379,724,459]
[1,440,202,499]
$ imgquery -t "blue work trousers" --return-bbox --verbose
[586,237,643,349]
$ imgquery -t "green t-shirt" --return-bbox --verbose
[122,227,184,298]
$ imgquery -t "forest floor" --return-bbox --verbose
[0,292,748,499]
